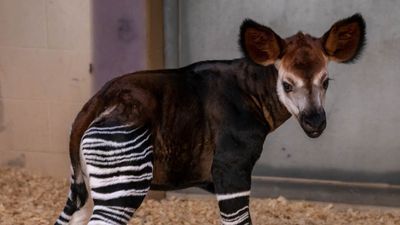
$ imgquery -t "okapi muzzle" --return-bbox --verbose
[300,108,326,138]
[240,13,366,138]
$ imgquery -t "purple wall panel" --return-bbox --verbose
[92,0,147,92]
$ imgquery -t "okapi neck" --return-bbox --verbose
[236,59,292,131]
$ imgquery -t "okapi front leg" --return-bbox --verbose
[217,191,251,225]
[212,126,266,225]
[81,120,153,225]
[212,157,254,225]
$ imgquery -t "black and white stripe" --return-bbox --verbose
[217,191,252,225]
[55,166,88,225]
[54,188,74,225]
[82,123,153,225]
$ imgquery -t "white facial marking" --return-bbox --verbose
[312,68,329,108]
[276,62,328,117]
[276,65,300,116]
[274,59,281,69]
[312,69,328,86]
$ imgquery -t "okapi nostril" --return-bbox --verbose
[319,120,327,129]
[303,118,313,127]
[303,114,326,130]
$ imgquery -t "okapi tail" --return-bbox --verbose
[55,85,110,224]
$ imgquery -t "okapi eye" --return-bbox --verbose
[282,81,293,93]
[323,79,329,89]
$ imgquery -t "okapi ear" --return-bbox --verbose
[322,13,366,63]
[239,19,285,66]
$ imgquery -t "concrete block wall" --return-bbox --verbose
[0,0,164,179]
[0,0,92,177]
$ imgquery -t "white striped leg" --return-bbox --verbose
[89,206,135,225]
[54,190,74,225]
[82,123,153,225]
[216,191,251,225]
[55,171,88,225]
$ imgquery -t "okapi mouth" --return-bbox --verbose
[299,110,327,138]
[304,128,325,138]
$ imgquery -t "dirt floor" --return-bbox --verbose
[1,167,400,225]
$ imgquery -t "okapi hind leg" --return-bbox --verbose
[81,119,154,225]
[55,170,89,225]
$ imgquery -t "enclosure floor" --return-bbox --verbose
[1,167,399,225]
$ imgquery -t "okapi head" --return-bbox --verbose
[240,14,366,138]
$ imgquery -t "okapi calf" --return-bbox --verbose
[55,14,366,225]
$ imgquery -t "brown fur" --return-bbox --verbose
[282,33,326,83]
[240,19,285,66]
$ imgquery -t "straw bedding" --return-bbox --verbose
[1,167,399,225]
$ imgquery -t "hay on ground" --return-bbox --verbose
[1,167,399,225]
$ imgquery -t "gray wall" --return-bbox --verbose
[165,0,400,184]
